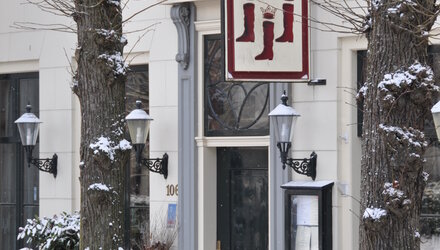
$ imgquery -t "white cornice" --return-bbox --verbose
[194,20,221,32]
[195,136,270,147]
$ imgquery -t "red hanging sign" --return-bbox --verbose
[225,0,309,81]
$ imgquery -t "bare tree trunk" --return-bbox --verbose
[359,1,438,249]
[73,0,129,248]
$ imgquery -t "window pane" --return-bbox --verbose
[126,66,149,114]
[23,145,39,205]
[421,48,440,249]
[19,77,39,117]
[204,35,269,136]
[0,79,16,138]
[125,66,150,249]
[0,73,39,250]
[0,205,16,250]
[0,144,17,203]
[130,207,149,249]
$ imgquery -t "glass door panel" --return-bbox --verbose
[217,147,268,250]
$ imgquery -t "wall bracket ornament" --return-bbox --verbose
[24,145,58,178]
[171,3,191,70]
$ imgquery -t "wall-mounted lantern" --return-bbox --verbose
[126,100,168,179]
[269,91,317,180]
[15,105,58,178]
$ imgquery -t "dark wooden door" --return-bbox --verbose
[217,147,268,250]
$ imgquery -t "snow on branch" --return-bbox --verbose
[382,182,412,216]
[363,207,387,221]
[379,124,426,169]
[371,0,383,10]
[96,29,127,45]
[107,0,121,7]
[422,171,429,182]
[415,230,420,238]
[377,61,440,108]
[377,62,437,105]
[98,52,129,76]
[89,136,132,161]
[356,82,370,101]
[383,182,404,198]
[88,183,111,192]
[379,124,427,148]
[385,0,417,15]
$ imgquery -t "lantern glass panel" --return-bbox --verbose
[273,115,298,143]
[17,123,40,146]
[127,119,151,145]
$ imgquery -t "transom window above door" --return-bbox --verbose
[204,35,269,137]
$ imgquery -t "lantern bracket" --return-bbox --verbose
[24,146,58,178]
[277,142,317,180]
[133,144,168,179]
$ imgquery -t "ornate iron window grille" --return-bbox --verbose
[204,35,269,136]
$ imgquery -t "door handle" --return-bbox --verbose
[217,240,221,250]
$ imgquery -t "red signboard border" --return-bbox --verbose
[226,0,309,81]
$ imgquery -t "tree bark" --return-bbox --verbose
[359,1,438,249]
[73,0,129,249]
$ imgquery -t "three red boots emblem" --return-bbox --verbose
[236,1,294,61]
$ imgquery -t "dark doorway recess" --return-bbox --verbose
[217,147,268,250]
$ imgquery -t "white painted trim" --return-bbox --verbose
[194,20,221,32]
[195,136,270,147]
[336,35,367,250]
[124,52,149,66]
[0,60,39,74]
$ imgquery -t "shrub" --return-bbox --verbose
[17,212,80,250]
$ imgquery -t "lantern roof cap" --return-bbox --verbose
[268,103,300,117]
[125,100,153,120]
[269,91,300,117]
[15,105,41,124]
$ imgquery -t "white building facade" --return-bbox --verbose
[1,0,440,249]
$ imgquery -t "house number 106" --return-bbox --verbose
[166,184,178,196]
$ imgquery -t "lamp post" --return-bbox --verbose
[269,91,317,180]
[126,100,168,179]
[14,105,57,178]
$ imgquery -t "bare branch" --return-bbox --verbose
[123,0,168,24]
[124,22,159,63]
[11,21,76,33]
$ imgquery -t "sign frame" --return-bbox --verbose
[223,0,310,82]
